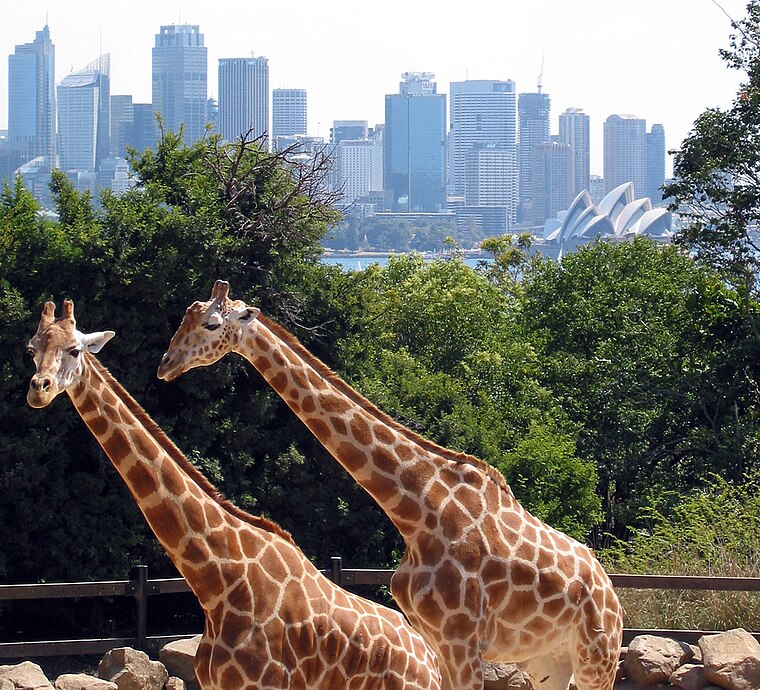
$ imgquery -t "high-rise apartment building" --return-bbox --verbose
[603,114,647,196]
[449,80,517,199]
[57,54,111,172]
[518,91,551,215]
[558,107,590,198]
[464,143,517,228]
[383,72,446,212]
[272,88,306,140]
[110,94,134,158]
[152,24,207,144]
[531,141,573,225]
[333,138,383,207]
[646,123,666,203]
[218,56,269,144]
[8,24,56,166]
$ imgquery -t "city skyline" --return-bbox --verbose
[0,0,750,177]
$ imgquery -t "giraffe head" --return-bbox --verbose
[27,299,115,408]
[157,280,259,381]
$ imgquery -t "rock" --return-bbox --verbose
[159,636,200,689]
[613,681,669,690]
[624,634,693,686]
[97,648,168,690]
[669,663,708,690]
[1,679,14,690]
[54,675,117,690]
[0,662,54,690]
[699,628,760,690]
[164,679,185,690]
[482,661,532,689]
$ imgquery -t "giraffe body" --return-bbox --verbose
[158,281,624,690]
[27,300,441,690]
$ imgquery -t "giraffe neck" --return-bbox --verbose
[236,315,508,538]
[68,353,290,610]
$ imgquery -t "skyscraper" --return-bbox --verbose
[8,24,56,166]
[558,107,590,197]
[603,114,646,195]
[518,91,551,214]
[646,123,666,203]
[272,88,306,140]
[218,56,269,144]
[448,80,517,199]
[333,138,384,207]
[56,54,110,172]
[331,120,369,144]
[383,72,446,212]
[531,141,573,225]
[110,95,134,158]
[152,24,207,144]
[464,143,517,227]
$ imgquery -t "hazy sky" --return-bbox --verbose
[0,0,751,176]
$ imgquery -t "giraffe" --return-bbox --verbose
[26,298,442,690]
[158,280,624,690]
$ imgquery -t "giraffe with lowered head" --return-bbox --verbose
[157,281,624,690]
[26,298,442,690]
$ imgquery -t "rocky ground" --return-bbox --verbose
[1,629,759,690]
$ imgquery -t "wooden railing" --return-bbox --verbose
[1,559,759,659]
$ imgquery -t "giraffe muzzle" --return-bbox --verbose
[27,376,55,408]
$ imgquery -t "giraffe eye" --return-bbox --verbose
[204,323,221,332]
[69,348,81,358]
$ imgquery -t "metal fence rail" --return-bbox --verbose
[1,560,759,659]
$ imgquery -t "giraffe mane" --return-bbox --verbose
[258,314,516,500]
[87,353,297,545]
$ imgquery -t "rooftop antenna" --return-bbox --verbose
[537,51,545,94]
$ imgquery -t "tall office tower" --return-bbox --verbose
[218,56,269,144]
[272,88,306,140]
[558,107,590,197]
[331,120,368,144]
[333,138,383,206]
[464,143,517,227]
[646,123,666,203]
[603,114,647,196]
[152,24,207,144]
[8,24,56,166]
[110,95,134,158]
[518,91,551,215]
[383,72,446,212]
[531,141,573,225]
[57,54,111,171]
[449,80,517,198]
[131,103,158,152]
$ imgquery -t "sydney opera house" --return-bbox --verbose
[540,182,672,256]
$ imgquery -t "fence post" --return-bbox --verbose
[330,556,343,586]
[130,565,148,651]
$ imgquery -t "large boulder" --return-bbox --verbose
[699,628,760,690]
[668,663,708,690]
[624,634,693,686]
[0,662,53,690]
[482,662,532,689]
[159,637,200,690]
[54,675,117,690]
[97,648,167,690]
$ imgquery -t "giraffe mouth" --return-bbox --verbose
[156,353,183,381]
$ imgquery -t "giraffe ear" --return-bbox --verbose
[233,306,260,323]
[80,330,116,353]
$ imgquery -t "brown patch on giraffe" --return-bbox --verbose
[335,441,368,472]
[290,367,308,389]
[160,462,187,498]
[189,562,225,600]
[526,613,554,636]
[514,540,537,563]
[397,442,413,461]
[77,394,97,416]
[536,567,566,599]
[440,499,469,541]
[203,502,224,529]
[423,479,449,511]
[436,559,463,609]
[260,661,289,688]
[101,426,131,463]
[415,591,445,626]
[220,610,253,648]
[393,495,422,523]
[87,415,109,437]
[144,500,185,550]
[307,369,326,391]
[506,588,539,618]
[269,371,288,394]
[255,335,270,351]
[272,349,287,367]
[425,512,438,530]
[536,545,558,571]
[101,386,118,407]
[509,560,538,588]
[220,560,246,587]
[181,540,209,565]
[367,471,397,503]
[399,459,435,489]
[301,395,316,414]
[462,574,482,613]
[227,580,252,613]
[372,446,398,475]
[373,423,395,446]
[182,495,206,533]
[219,664,245,690]
[449,539,483,573]
[443,612,475,641]
[307,418,330,441]
[418,531,445,562]
[287,387,301,401]
[481,556,508,583]
[125,461,160,499]
[329,415,348,436]
[320,393,351,414]
[349,415,372,445]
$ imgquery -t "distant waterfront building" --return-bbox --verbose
[384,72,446,212]
[558,107,590,197]
[152,24,207,144]
[333,138,383,207]
[110,95,134,158]
[331,120,369,144]
[218,56,269,144]
[448,80,517,199]
[603,114,646,196]
[531,141,573,225]
[57,54,111,172]
[463,143,517,229]
[8,24,56,167]
[272,88,306,140]
[518,91,551,216]
[646,123,666,203]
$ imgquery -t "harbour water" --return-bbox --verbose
[321,253,487,271]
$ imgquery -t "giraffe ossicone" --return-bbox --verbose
[159,280,625,690]
[27,298,442,690]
